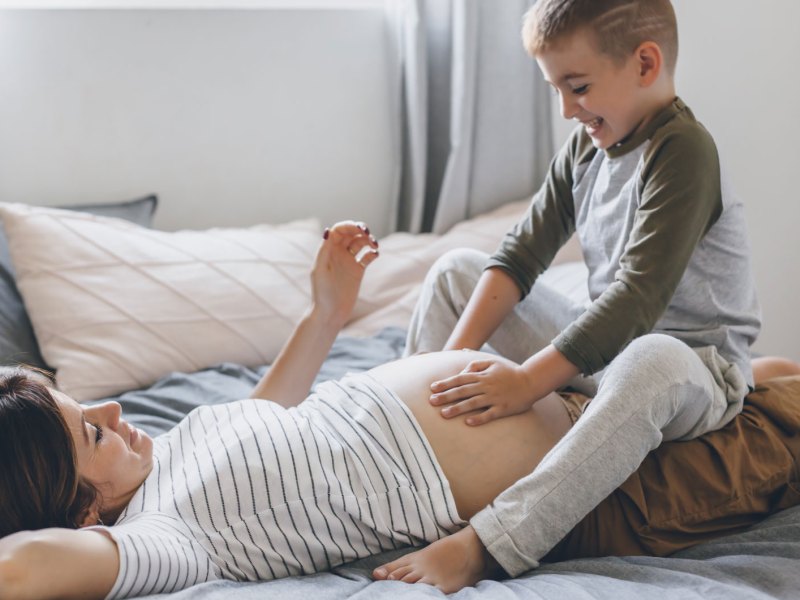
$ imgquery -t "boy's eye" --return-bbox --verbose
[572,84,589,95]
[94,424,104,444]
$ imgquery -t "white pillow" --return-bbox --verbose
[343,199,584,337]
[0,203,321,401]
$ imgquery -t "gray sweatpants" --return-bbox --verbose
[406,249,750,576]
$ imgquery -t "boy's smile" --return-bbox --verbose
[536,28,655,150]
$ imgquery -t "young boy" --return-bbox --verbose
[373,0,761,592]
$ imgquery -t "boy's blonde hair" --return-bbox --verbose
[523,0,678,75]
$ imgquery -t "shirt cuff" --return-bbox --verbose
[469,505,541,577]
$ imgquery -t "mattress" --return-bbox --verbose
[94,327,800,600]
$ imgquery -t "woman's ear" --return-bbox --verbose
[635,41,663,86]
[77,503,102,528]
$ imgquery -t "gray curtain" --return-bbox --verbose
[386,0,553,234]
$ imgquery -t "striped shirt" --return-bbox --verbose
[99,374,465,599]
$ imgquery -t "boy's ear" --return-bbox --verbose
[635,41,662,86]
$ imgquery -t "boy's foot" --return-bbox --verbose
[371,525,501,593]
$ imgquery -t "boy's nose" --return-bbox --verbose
[559,93,579,120]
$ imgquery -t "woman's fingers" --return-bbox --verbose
[320,221,379,270]
[324,220,375,244]
[357,247,379,269]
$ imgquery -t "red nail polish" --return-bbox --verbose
[323,228,329,240]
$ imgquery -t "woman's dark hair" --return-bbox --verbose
[0,366,99,538]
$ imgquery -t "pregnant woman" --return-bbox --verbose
[1,222,798,599]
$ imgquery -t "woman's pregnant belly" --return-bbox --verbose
[367,351,572,520]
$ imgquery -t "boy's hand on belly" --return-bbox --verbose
[429,356,536,426]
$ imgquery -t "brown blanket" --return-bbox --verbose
[546,375,800,561]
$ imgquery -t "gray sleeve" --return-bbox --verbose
[553,124,723,374]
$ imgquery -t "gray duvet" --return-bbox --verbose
[96,328,800,600]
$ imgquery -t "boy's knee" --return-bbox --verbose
[617,334,695,375]
[428,248,487,283]
[625,333,686,357]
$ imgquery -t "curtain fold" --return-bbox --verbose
[386,0,553,234]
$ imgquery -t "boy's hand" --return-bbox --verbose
[429,355,536,425]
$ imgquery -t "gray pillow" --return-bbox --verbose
[0,195,158,369]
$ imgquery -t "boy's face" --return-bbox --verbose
[537,29,651,150]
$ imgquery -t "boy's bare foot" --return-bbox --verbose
[372,525,501,593]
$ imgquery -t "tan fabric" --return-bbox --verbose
[558,391,589,426]
[546,376,800,561]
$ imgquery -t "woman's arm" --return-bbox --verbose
[0,528,118,600]
[250,221,378,407]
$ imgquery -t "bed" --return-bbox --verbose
[1,198,799,599]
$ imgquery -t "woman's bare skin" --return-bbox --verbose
[370,350,573,520]
[368,349,574,591]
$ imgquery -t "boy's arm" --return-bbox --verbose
[443,267,523,351]
[250,222,378,407]
[428,131,589,423]
[0,528,119,600]
[553,123,725,376]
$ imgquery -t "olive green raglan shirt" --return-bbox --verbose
[487,98,761,385]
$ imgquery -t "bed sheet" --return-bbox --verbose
[98,327,800,600]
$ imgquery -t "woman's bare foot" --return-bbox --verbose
[372,526,501,593]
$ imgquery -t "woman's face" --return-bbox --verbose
[53,390,153,515]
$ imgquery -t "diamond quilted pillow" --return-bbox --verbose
[0,203,320,401]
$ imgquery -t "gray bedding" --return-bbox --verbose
[98,328,800,600]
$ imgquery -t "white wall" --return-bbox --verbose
[0,9,398,234]
[3,6,797,359]
[550,1,800,360]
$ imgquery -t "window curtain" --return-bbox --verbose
[385,0,553,234]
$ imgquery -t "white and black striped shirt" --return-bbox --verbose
[100,374,464,599]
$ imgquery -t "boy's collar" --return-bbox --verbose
[604,97,684,158]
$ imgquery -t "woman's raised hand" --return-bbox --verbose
[310,221,379,326]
